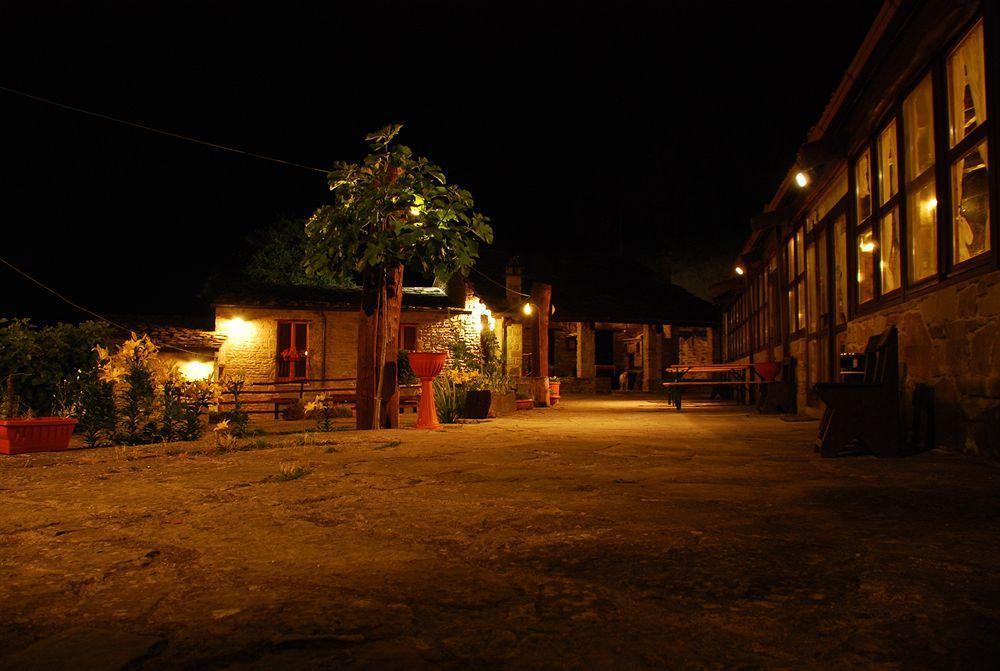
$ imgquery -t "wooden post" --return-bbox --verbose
[356,267,380,430]
[530,283,551,405]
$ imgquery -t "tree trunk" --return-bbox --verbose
[356,263,405,430]
[379,263,404,428]
[356,267,380,430]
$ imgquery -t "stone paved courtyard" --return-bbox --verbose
[2,395,1000,670]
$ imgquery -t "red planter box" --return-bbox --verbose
[515,399,534,411]
[0,417,78,455]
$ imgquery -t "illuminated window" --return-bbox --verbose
[399,323,418,351]
[904,75,937,282]
[277,321,309,380]
[952,140,991,264]
[855,149,873,223]
[877,121,898,204]
[834,215,847,324]
[857,229,875,304]
[879,208,901,293]
[948,21,987,148]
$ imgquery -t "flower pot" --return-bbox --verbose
[548,380,561,406]
[0,417,78,455]
[464,390,492,419]
[515,398,534,411]
[408,351,447,429]
[754,361,780,382]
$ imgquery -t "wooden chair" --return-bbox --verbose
[813,325,902,457]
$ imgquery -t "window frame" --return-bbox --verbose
[399,323,419,352]
[276,320,310,381]
[945,18,993,274]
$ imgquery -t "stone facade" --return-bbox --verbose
[214,304,482,385]
[845,269,1000,456]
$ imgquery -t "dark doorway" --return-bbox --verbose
[595,329,615,386]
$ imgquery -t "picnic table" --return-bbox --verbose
[661,363,760,410]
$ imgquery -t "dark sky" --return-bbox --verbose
[0,1,881,321]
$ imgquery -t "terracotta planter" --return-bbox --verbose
[408,351,447,429]
[548,380,561,406]
[515,399,534,411]
[754,361,780,382]
[0,417,78,455]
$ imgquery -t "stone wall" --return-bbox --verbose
[215,306,478,385]
[846,269,1000,456]
[677,327,714,365]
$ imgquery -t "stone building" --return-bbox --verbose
[717,0,999,454]
[477,255,717,394]
[208,281,494,393]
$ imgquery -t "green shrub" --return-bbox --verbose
[77,375,116,447]
[433,377,465,424]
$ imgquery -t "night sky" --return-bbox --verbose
[1,1,881,322]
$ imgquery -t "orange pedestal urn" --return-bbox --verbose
[408,351,447,430]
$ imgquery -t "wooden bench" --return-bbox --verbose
[813,325,902,457]
[662,364,756,410]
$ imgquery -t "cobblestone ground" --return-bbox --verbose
[2,395,1000,670]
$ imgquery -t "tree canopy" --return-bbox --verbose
[304,124,492,285]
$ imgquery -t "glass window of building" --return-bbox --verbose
[878,121,898,204]
[948,21,987,148]
[858,228,875,304]
[879,208,901,293]
[904,74,938,282]
[855,149,873,223]
[952,140,991,263]
[834,215,848,324]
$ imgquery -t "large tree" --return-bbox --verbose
[304,125,492,430]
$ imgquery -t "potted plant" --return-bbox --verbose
[548,376,561,406]
[0,319,78,455]
[515,391,534,411]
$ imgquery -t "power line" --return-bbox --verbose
[0,254,205,357]
[469,266,529,297]
[0,84,331,174]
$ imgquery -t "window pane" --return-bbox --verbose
[817,229,829,325]
[807,243,817,332]
[858,228,875,304]
[834,215,847,324]
[878,121,898,204]
[788,286,797,333]
[906,179,938,282]
[879,208,901,293]
[952,139,991,263]
[948,21,987,147]
[786,236,794,279]
[904,75,935,179]
[855,148,873,221]
[796,229,804,276]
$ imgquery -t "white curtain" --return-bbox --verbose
[951,24,987,145]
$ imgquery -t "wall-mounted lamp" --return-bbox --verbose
[794,171,810,188]
[734,265,745,276]
[522,302,533,316]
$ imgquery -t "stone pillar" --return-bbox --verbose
[576,321,596,379]
[642,324,663,392]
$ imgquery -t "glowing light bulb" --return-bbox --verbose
[860,241,876,253]
[734,265,745,276]
[795,171,809,188]
[922,197,938,213]
[522,303,533,316]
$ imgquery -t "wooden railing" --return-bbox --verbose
[218,377,420,418]
[218,377,356,416]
